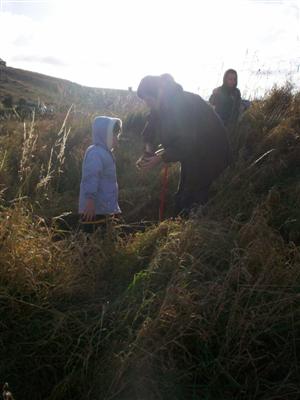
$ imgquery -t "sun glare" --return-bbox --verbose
[1,0,299,96]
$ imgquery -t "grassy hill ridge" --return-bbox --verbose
[0,65,139,112]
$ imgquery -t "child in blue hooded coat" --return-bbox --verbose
[79,116,122,230]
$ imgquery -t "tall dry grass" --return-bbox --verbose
[0,84,300,399]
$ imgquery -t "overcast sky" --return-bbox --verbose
[0,0,299,98]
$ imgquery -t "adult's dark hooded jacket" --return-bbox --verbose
[140,79,230,191]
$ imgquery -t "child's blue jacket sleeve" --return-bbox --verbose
[81,150,103,199]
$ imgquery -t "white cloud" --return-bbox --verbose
[12,54,66,66]
[0,0,299,97]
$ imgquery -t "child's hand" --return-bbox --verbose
[83,198,96,221]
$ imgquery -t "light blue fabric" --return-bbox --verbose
[78,116,121,215]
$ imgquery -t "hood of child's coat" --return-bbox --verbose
[92,116,122,150]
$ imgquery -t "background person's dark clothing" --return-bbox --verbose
[209,85,241,127]
[209,68,241,127]
[141,85,230,215]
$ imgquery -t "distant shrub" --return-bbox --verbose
[2,94,13,108]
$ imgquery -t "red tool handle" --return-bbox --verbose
[159,165,169,221]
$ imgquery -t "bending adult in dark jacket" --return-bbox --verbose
[209,69,241,127]
[136,74,230,216]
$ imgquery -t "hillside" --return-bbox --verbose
[0,84,299,399]
[0,65,140,112]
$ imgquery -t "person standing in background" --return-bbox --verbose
[209,69,241,128]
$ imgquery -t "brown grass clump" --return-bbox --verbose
[0,204,176,399]
[0,85,300,399]
[98,213,299,399]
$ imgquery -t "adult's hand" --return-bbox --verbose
[83,198,96,221]
[138,154,162,171]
